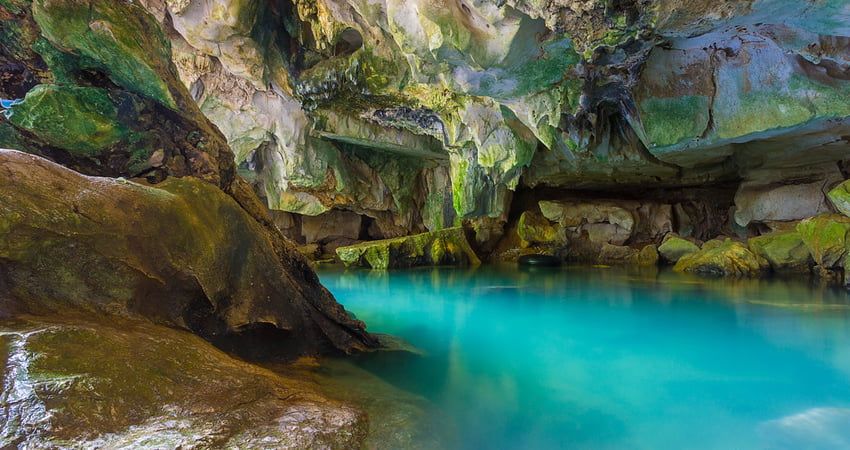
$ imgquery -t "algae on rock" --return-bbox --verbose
[0,150,376,357]
[796,214,850,269]
[748,231,813,273]
[336,227,481,270]
[658,235,700,264]
[828,180,850,218]
[674,239,769,277]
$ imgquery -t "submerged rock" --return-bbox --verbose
[674,239,769,278]
[0,150,376,358]
[748,231,813,273]
[828,181,850,218]
[0,317,367,448]
[658,235,700,264]
[336,227,480,270]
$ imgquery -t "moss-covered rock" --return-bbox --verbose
[336,227,480,270]
[674,238,769,277]
[658,234,701,263]
[828,180,850,218]
[796,214,850,269]
[748,230,813,273]
[0,150,376,357]
[517,210,560,245]
[0,317,367,448]
[31,0,178,108]
[9,84,127,155]
[594,243,659,267]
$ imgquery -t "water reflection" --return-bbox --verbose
[311,265,850,450]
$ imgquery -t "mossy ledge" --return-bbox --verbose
[336,227,481,270]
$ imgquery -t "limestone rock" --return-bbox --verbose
[0,317,367,448]
[596,243,659,267]
[658,234,701,264]
[539,200,635,245]
[125,0,850,232]
[674,238,769,277]
[734,177,837,227]
[796,214,850,269]
[0,150,376,357]
[301,210,363,243]
[517,210,560,245]
[748,231,813,273]
[828,180,850,218]
[336,227,480,270]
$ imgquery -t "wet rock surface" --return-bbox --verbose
[0,150,376,358]
[0,316,368,448]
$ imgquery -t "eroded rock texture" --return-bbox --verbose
[0,150,375,357]
[0,317,367,448]
[121,0,850,240]
[0,0,377,357]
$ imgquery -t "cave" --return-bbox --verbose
[1,0,850,448]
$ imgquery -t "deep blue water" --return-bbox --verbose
[318,266,850,450]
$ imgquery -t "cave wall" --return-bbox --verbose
[123,0,849,240]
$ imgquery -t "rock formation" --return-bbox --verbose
[0,0,377,357]
[115,0,847,228]
[0,317,368,447]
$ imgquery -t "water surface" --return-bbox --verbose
[313,266,850,449]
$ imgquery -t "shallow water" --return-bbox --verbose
[315,266,850,450]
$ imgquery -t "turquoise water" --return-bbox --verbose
[317,266,850,450]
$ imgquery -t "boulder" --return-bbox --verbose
[658,234,700,263]
[0,150,376,358]
[734,178,836,227]
[517,210,560,245]
[539,200,635,245]
[336,227,480,270]
[796,214,850,269]
[596,244,659,267]
[748,231,813,273]
[0,317,367,448]
[301,210,363,243]
[828,180,850,217]
[674,238,769,277]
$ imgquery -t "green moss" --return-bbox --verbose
[657,235,700,263]
[517,210,558,244]
[450,157,469,215]
[796,214,850,268]
[748,230,813,272]
[31,0,177,108]
[715,74,850,139]
[9,84,127,155]
[31,37,78,83]
[674,238,768,277]
[336,227,480,269]
[509,40,580,98]
[827,180,850,217]
[639,95,710,147]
